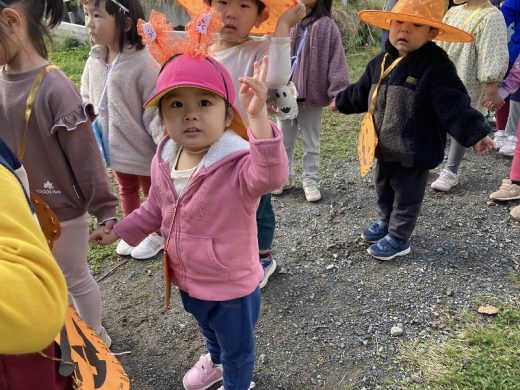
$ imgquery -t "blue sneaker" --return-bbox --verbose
[361,220,389,243]
[259,252,277,289]
[368,234,410,261]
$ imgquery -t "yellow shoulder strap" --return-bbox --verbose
[17,64,60,160]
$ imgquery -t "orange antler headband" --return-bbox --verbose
[137,6,223,65]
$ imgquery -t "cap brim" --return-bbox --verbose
[144,85,249,140]
[358,10,474,43]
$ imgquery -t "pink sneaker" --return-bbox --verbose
[183,353,223,390]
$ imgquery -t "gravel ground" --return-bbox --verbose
[97,149,520,390]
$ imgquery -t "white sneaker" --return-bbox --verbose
[431,168,459,191]
[98,327,112,349]
[493,130,507,150]
[499,135,517,156]
[131,233,164,260]
[302,179,321,202]
[272,177,293,195]
[116,239,134,256]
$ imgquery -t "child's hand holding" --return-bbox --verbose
[239,56,272,139]
[481,91,505,112]
[90,224,120,245]
[274,1,306,36]
[472,135,495,155]
[481,82,503,111]
[328,97,337,112]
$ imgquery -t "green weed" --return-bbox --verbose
[49,37,90,86]
[401,302,520,390]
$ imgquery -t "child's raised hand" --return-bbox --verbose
[239,56,269,119]
[90,225,120,245]
[277,1,306,31]
[239,56,273,139]
[472,135,495,155]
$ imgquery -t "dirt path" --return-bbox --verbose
[97,150,519,389]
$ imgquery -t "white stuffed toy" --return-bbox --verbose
[275,81,299,120]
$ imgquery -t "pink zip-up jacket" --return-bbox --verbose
[114,125,288,301]
[499,54,520,99]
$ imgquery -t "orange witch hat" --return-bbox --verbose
[358,0,473,43]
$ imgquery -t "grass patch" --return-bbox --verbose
[49,34,90,86]
[87,242,118,274]
[401,300,520,390]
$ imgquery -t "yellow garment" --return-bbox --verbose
[0,165,67,354]
[438,4,508,113]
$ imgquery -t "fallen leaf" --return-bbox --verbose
[477,305,500,315]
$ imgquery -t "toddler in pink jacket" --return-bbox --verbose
[91,50,288,390]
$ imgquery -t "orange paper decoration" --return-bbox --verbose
[181,6,223,57]
[357,54,403,176]
[137,6,223,64]
[358,113,378,177]
[137,10,178,64]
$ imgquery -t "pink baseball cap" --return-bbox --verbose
[144,54,248,139]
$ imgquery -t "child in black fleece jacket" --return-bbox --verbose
[334,0,494,261]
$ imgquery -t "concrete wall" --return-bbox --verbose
[57,22,89,41]
[55,22,188,42]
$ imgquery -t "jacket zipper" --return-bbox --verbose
[163,164,206,283]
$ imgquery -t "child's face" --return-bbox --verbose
[211,0,267,44]
[389,20,438,56]
[83,0,118,49]
[160,87,233,152]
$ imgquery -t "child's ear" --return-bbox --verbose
[1,7,22,31]
[124,16,132,33]
[225,106,234,128]
[254,8,269,28]
[428,28,439,41]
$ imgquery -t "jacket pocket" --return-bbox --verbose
[179,233,229,282]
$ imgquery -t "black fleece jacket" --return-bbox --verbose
[336,41,491,169]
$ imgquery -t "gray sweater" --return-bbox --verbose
[81,45,162,176]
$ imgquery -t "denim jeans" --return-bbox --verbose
[180,288,261,390]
